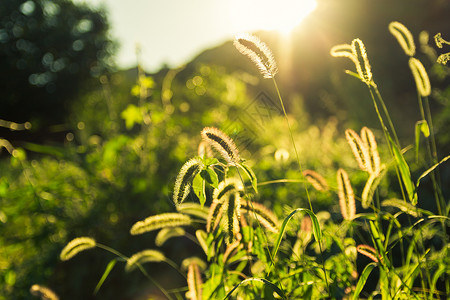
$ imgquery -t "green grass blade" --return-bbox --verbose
[222,278,286,300]
[416,155,450,188]
[415,120,429,162]
[94,258,117,295]
[352,262,377,300]
[389,136,417,205]
[271,208,322,261]
[238,162,258,193]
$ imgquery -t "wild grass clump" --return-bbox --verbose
[50,22,450,299]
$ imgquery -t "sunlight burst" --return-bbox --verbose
[229,0,317,34]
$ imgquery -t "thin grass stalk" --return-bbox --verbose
[368,87,408,203]
[95,243,173,300]
[271,77,329,295]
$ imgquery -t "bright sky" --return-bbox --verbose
[74,0,317,72]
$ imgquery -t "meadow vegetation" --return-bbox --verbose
[1,16,450,300]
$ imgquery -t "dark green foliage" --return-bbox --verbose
[0,0,114,127]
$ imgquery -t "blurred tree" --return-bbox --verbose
[0,0,115,128]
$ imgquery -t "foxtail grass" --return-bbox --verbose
[302,170,329,192]
[234,33,278,79]
[356,244,379,263]
[125,249,166,272]
[337,169,356,221]
[60,237,96,261]
[389,21,416,56]
[187,262,203,300]
[130,213,193,235]
[201,127,241,164]
[173,158,203,207]
[234,32,329,293]
[155,227,186,247]
[30,284,59,300]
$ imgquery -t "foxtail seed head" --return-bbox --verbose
[125,249,166,272]
[201,127,240,164]
[345,129,370,172]
[186,262,203,300]
[224,192,241,244]
[337,169,355,221]
[389,21,416,56]
[60,237,96,261]
[30,285,59,300]
[173,158,203,207]
[130,213,192,235]
[234,33,278,79]
[356,244,379,263]
[303,169,329,191]
[381,198,421,217]
[351,39,373,85]
[330,44,358,65]
[409,57,431,97]
[360,127,381,175]
[240,201,279,233]
[155,227,186,247]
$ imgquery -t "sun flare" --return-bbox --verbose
[229,0,317,34]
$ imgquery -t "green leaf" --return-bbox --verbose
[222,278,286,300]
[192,172,206,206]
[389,137,417,205]
[416,155,450,188]
[204,168,219,188]
[352,262,377,300]
[94,259,117,295]
[415,120,430,162]
[203,157,219,166]
[271,208,322,262]
[238,162,258,193]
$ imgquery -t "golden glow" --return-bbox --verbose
[229,0,317,34]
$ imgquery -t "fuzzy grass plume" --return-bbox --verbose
[351,38,373,85]
[381,199,421,217]
[362,165,386,209]
[173,158,203,207]
[30,284,59,300]
[389,21,416,56]
[240,201,279,233]
[360,127,381,175]
[201,127,240,164]
[186,262,203,300]
[130,213,192,235]
[337,169,355,221]
[224,192,241,244]
[125,249,166,272]
[60,237,96,261]
[330,44,358,64]
[409,57,431,97]
[345,129,370,172]
[155,227,186,247]
[356,244,379,263]
[303,169,329,191]
[234,33,278,79]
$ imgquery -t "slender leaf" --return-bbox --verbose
[389,136,416,205]
[94,258,117,295]
[192,173,206,206]
[238,162,258,193]
[205,167,219,188]
[416,155,450,188]
[352,262,377,300]
[414,120,429,162]
[271,208,322,262]
[222,278,286,300]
